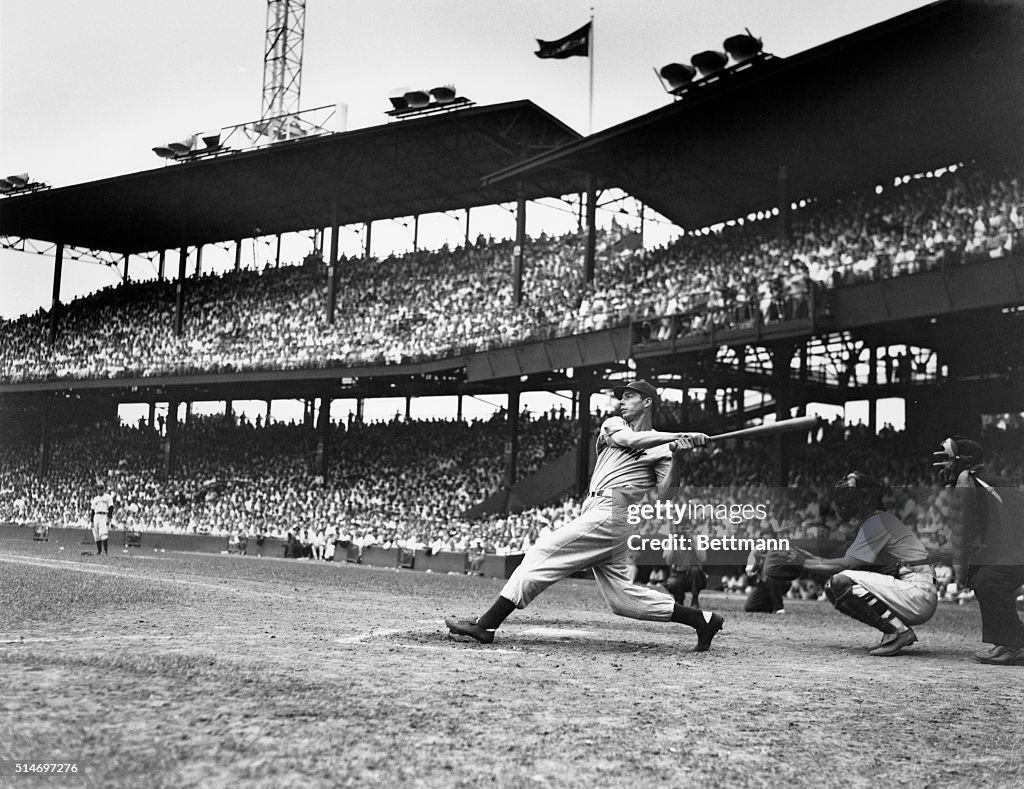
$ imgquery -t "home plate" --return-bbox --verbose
[520,627,597,639]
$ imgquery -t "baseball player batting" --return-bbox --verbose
[796,471,938,656]
[445,380,726,651]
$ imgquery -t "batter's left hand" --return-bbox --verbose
[671,433,708,452]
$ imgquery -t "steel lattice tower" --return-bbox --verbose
[261,0,306,123]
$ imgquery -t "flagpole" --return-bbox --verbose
[588,9,595,134]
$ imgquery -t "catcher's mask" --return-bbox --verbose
[833,471,884,521]
[932,436,983,486]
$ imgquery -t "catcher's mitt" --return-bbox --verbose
[762,549,806,581]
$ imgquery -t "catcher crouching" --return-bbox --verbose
[771,471,938,656]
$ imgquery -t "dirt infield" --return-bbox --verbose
[0,542,1021,788]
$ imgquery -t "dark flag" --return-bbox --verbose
[535,22,591,59]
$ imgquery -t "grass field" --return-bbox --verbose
[1,540,1022,789]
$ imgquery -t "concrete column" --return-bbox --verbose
[174,247,187,337]
[584,178,598,283]
[48,243,64,345]
[575,384,591,496]
[771,343,796,487]
[315,394,331,479]
[327,221,339,325]
[868,344,878,434]
[514,192,526,306]
[164,400,179,477]
[505,391,520,487]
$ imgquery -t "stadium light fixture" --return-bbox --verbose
[200,130,222,150]
[167,136,197,156]
[723,31,763,63]
[403,90,430,109]
[657,63,696,94]
[691,50,728,77]
[0,172,49,195]
[386,85,472,118]
[430,85,456,104]
[389,87,411,110]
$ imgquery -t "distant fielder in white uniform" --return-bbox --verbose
[446,380,725,652]
[91,483,114,556]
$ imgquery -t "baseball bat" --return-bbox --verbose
[707,415,822,442]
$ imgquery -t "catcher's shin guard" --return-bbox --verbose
[824,574,896,634]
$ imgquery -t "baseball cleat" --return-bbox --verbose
[974,644,1008,661]
[445,616,494,644]
[974,644,1024,665]
[694,612,724,652]
[869,627,917,657]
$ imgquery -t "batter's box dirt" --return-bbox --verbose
[435,624,720,656]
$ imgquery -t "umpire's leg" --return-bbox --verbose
[972,564,1024,648]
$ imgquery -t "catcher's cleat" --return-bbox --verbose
[974,645,1024,665]
[694,612,724,652]
[445,616,495,644]
[869,627,917,657]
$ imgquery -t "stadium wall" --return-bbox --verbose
[0,524,527,579]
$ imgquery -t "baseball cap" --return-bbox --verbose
[612,379,659,405]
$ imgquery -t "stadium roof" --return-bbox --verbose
[0,101,583,255]
[485,0,1024,230]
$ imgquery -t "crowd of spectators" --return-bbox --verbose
[1,162,1022,383]
[0,411,578,553]
[3,410,1022,558]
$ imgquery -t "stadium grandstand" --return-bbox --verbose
[1,0,1023,571]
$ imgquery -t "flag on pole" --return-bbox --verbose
[535,22,591,59]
